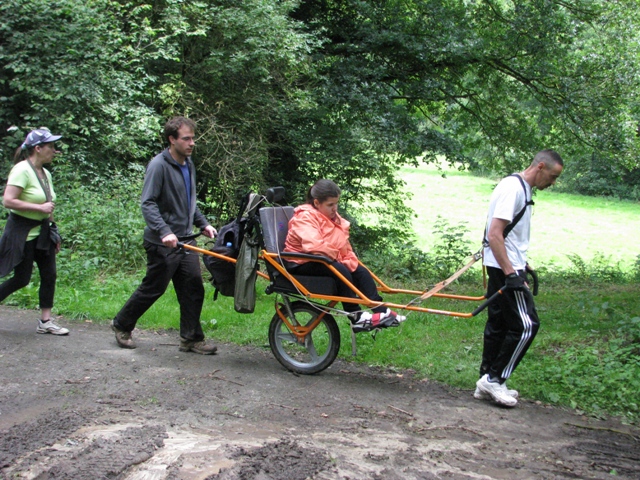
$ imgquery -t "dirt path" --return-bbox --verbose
[1,306,638,479]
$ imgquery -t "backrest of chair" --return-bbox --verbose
[259,206,294,253]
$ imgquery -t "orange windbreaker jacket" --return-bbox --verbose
[284,203,359,272]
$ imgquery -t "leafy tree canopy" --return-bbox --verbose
[291,0,640,176]
[2,0,639,230]
[0,0,162,175]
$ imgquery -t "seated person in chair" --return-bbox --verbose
[284,179,405,332]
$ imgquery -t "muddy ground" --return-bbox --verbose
[0,306,638,479]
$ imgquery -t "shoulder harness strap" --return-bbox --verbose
[483,174,534,246]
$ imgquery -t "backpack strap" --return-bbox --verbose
[483,174,534,246]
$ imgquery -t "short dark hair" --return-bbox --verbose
[164,117,196,144]
[305,179,341,204]
[533,149,564,168]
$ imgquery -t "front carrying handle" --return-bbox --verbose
[174,231,205,251]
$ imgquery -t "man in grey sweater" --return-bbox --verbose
[111,117,217,354]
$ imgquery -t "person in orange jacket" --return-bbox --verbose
[284,179,405,332]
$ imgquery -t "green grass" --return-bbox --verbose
[400,165,640,270]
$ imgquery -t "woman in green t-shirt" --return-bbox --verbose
[0,128,69,335]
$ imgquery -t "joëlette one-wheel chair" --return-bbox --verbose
[181,187,504,375]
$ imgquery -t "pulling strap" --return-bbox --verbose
[414,248,483,302]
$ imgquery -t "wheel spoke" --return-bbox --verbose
[276,331,298,344]
[305,336,319,361]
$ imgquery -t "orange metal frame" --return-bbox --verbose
[179,243,269,280]
[178,242,491,342]
[260,252,486,319]
[180,242,487,318]
[273,298,340,343]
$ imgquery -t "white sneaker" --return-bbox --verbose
[476,374,517,407]
[474,384,519,400]
[395,311,407,322]
[36,319,69,336]
[352,309,404,332]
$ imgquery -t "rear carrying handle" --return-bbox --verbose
[471,287,505,316]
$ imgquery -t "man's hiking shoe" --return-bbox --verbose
[474,384,519,401]
[179,339,217,355]
[352,309,406,333]
[36,319,69,336]
[111,321,136,349]
[476,374,517,407]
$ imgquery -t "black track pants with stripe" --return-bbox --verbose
[480,266,540,383]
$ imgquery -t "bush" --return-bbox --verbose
[358,215,477,286]
[536,313,640,423]
[535,253,634,287]
[359,237,433,284]
[557,153,640,201]
[428,216,474,279]
[54,163,147,283]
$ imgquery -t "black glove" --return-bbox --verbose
[504,273,526,291]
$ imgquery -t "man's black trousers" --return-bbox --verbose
[113,241,205,342]
[480,266,540,383]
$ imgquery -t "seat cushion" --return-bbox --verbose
[272,274,337,296]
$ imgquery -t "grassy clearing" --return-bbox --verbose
[400,165,640,270]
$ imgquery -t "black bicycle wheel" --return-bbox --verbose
[268,301,340,374]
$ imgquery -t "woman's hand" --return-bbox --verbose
[40,201,55,215]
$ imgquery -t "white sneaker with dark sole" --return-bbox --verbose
[36,319,69,335]
[474,385,519,400]
[476,374,517,407]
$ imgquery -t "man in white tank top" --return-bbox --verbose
[475,150,564,407]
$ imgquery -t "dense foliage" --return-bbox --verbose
[3,1,640,205]
[0,0,161,173]
[0,0,639,268]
